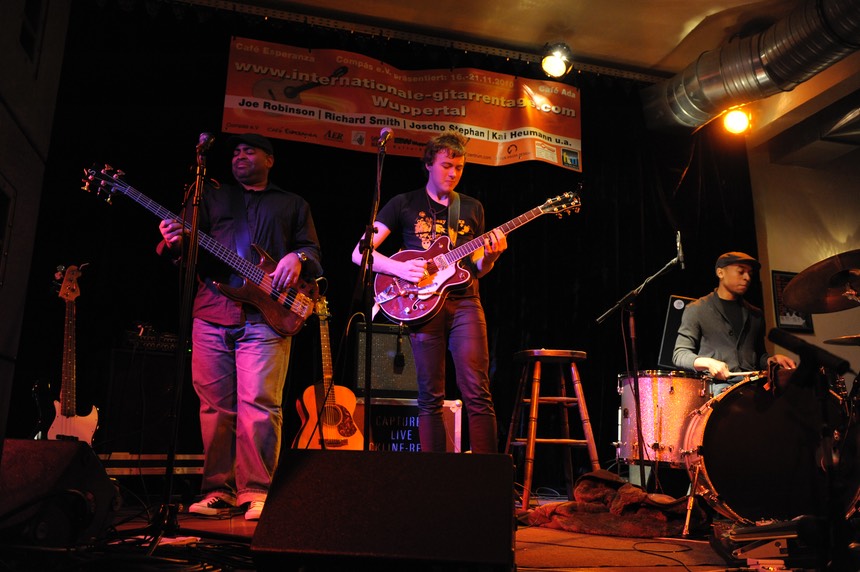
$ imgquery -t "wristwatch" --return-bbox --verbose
[294,251,308,264]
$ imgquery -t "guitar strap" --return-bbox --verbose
[229,188,254,262]
[447,191,460,246]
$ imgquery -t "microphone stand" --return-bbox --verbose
[355,140,387,449]
[139,139,208,549]
[596,255,680,491]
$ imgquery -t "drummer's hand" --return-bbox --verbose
[695,357,730,380]
[768,354,797,370]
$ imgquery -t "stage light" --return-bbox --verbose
[541,42,574,79]
[723,109,750,134]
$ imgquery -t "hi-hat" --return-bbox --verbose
[783,249,860,314]
[824,334,860,346]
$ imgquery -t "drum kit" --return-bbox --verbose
[617,249,860,529]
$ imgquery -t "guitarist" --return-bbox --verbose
[157,133,322,521]
[350,130,506,454]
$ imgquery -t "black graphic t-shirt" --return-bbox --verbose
[375,188,486,298]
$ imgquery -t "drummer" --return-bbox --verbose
[673,251,796,392]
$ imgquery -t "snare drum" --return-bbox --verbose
[681,376,847,523]
[617,370,711,467]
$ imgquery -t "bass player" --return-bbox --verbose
[158,133,322,520]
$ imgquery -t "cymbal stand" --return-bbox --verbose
[597,254,681,490]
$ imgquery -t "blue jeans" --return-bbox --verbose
[191,318,292,505]
[409,297,498,453]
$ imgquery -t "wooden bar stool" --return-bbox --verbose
[505,349,600,509]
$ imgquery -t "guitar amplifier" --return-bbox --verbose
[354,398,461,453]
[354,323,417,397]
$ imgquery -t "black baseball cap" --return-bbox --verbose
[715,251,760,270]
[228,133,274,155]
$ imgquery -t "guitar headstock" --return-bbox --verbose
[56,265,83,303]
[315,295,331,321]
[540,186,582,218]
[82,164,126,205]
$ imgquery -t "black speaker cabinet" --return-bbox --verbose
[354,323,418,397]
[658,295,695,369]
[0,439,117,547]
[97,348,202,454]
[252,450,515,571]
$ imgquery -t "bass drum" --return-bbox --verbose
[681,376,847,523]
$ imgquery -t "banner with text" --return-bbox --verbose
[223,37,582,171]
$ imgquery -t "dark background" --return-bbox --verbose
[10,0,759,491]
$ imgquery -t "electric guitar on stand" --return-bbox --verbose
[294,296,363,450]
[46,265,99,444]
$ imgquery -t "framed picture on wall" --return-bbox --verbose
[772,271,814,333]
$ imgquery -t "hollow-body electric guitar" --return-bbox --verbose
[47,265,99,443]
[374,190,581,324]
[83,165,318,336]
[294,296,363,450]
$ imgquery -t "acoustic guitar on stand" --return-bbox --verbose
[46,265,99,444]
[374,189,581,324]
[294,296,363,450]
[82,165,318,336]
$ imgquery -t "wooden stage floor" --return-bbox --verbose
[3,502,849,571]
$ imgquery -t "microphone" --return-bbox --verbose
[676,231,685,270]
[378,127,393,148]
[196,132,215,154]
[394,323,405,373]
[768,328,851,374]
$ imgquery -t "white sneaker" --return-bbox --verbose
[245,500,265,521]
[188,494,239,516]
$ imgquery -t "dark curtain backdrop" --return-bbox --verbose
[10,1,759,490]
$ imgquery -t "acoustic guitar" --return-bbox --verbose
[294,296,363,450]
[47,265,99,444]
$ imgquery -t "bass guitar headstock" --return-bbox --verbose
[81,164,127,205]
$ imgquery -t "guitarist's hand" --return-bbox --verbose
[159,218,184,250]
[271,253,303,291]
[397,258,430,283]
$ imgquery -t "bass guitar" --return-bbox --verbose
[374,190,581,323]
[47,265,99,444]
[294,296,363,450]
[82,165,318,336]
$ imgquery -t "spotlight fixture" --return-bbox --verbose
[541,42,574,79]
[723,109,750,134]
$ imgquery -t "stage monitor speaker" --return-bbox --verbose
[354,323,418,397]
[0,439,117,547]
[658,295,696,369]
[252,450,515,571]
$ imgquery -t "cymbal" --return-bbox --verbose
[824,334,860,346]
[783,249,860,314]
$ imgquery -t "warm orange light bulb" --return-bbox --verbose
[723,110,750,134]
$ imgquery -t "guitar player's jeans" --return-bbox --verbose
[409,297,498,454]
[191,318,292,506]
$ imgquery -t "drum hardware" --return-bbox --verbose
[824,333,860,346]
[782,248,860,314]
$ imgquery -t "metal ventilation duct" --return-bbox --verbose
[642,0,860,130]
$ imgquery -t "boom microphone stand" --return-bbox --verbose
[596,241,682,491]
[142,133,213,547]
[355,128,393,449]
